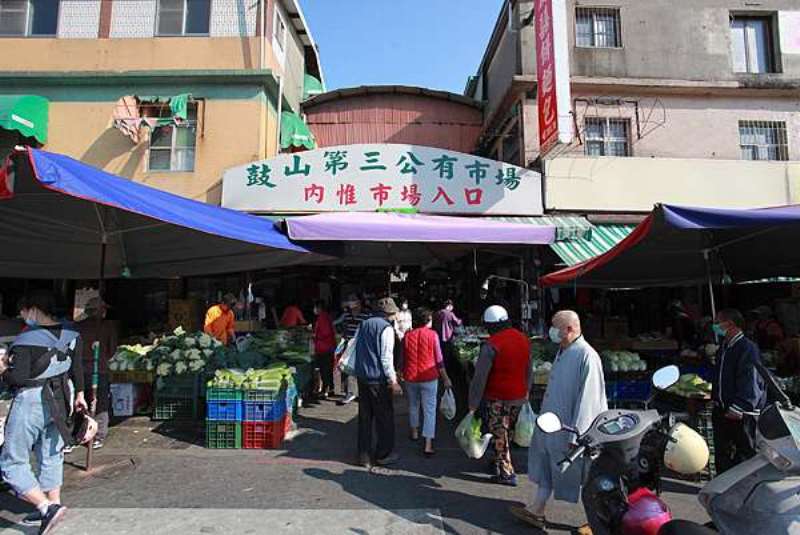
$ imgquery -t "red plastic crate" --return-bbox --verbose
[242,417,290,449]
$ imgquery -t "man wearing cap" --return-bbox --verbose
[204,294,237,346]
[468,305,531,486]
[351,297,402,468]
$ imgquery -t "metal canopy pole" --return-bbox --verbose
[703,249,717,319]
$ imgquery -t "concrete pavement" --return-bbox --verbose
[0,396,709,534]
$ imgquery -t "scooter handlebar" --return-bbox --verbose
[558,444,586,473]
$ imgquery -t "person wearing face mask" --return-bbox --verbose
[711,308,766,474]
[511,310,607,532]
[0,290,88,534]
[468,306,531,486]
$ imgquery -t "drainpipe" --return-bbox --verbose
[260,0,266,70]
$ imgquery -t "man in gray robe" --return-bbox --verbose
[511,310,608,531]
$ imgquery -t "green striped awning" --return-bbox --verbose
[550,224,636,266]
[280,111,316,150]
[489,215,593,241]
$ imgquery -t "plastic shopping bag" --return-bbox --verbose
[337,338,358,377]
[455,412,493,459]
[440,388,456,421]
[513,402,536,447]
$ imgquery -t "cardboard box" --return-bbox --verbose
[235,320,263,333]
[111,383,136,417]
[168,299,202,332]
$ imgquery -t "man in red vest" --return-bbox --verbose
[468,305,531,486]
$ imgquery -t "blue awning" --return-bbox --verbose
[0,149,311,278]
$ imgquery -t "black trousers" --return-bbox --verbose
[357,380,395,462]
[712,410,758,474]
[315,351,334,392]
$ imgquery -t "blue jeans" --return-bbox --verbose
[405,380,439,439]
[0,387,65,495]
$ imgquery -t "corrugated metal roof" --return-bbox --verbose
[303,85,483,110]
[550,224,636,266]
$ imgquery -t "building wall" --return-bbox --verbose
[304,92,483,154]
[546,157,800,212]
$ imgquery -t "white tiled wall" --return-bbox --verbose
[110,0,157,38]
[58,0,101,38]
[211,0,258,37]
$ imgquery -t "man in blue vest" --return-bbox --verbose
[352,297,402,469]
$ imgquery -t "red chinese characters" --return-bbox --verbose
[304,184,325,204]
[336,184,357,206]
[401,184,422,207]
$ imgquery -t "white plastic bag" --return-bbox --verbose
[455,412,493,459]
[440,388,456,421]
[337,338,358,376]
[513,402,536,447]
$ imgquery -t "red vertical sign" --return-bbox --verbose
[535,0,558,156]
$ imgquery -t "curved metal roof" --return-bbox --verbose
[302,85,484,110]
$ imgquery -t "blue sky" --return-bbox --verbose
[299,0,504,94]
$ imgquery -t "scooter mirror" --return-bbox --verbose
[652,365,680,391]
[537,412,562,434]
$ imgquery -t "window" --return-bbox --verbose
[739,121,788,161]
[730,16,775,74]
[273,6,287,64]
[148,103,197,172]
[156,0,210,36]
[584,117,630,156]
[576,7,621,48]
[0,0,59,36]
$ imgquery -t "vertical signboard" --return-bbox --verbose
[535,0,572,157]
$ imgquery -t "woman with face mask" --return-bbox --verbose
[395,299,413,340]
[0,290,88,534]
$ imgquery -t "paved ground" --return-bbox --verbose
[0,397,709,534]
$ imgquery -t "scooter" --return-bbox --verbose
[537,366,710,535]
[658,361,800,535]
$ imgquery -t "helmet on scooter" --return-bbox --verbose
[621,487,672,535]
[663,423,709,475]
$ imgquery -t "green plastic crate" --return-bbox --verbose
[206,387,243,401]
[153,396,197,421]
[155,373,201,398]
[206,421,242,449]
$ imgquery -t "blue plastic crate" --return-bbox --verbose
[244,398,288,422]
[206,400,244,422]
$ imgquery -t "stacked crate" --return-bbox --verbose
[242,381,295,449]
[152,373,201,421]
[205,387,243,449]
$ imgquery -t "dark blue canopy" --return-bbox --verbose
[0,149,311,279]
[543,203,800,288]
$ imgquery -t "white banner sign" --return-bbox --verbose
[222,144,543,215]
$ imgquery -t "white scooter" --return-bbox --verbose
[659,361,800,535]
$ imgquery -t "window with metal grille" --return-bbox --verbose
[730,15,776,74]
[584,117,630,157]
[156,0,211,36]
[0,0,59,36]
[739,121,788,161]
[148,103,197,172]
[576,7,621,48]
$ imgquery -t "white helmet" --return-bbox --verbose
[663,422,709,475]
[483,305,509,324]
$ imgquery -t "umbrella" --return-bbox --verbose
[540,203,800,316]
[0,149,312,279]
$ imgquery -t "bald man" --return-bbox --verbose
[511,310,607,531]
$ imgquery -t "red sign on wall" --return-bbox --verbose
[535,0,558,156]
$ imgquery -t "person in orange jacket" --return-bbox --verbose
[204,294,237,345]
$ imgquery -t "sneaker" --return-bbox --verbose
[39,504,67,535]
[509,505,546,530]
[494,474,518,487]
[375,452,400,466]
[62,446,74,454]
[21,511,42,526]
[337,394,357,406]
[92,440,104,450]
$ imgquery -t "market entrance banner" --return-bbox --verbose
[222,143,544,216]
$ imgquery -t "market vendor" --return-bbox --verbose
[468,305,531,486]
[711,308,766,474]
[204,294,237,346]
[0,290,88,533]
[76,297,118,450]
[280,303,308,328]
